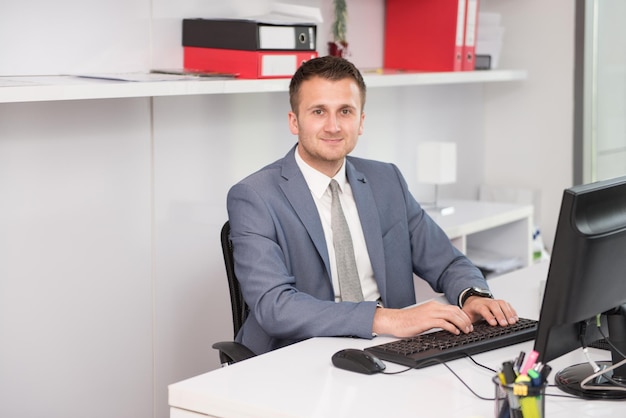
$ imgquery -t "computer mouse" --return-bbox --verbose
[331,348,386,374]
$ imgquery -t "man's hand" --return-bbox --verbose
[372,300,474,338]
[461,296,519,326]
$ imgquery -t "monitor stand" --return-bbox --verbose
[555,361,626,399]
[556,307,626,400]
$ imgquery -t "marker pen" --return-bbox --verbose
[520,349,539,375]
[501,362,521,418]
[502,361,517,384]
[515,375,540,418]
[527,369,542,387]
[498,371,507,385]
[540,364,552,384]
[514,351,526,373]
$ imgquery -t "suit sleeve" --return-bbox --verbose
[391,164,489,305]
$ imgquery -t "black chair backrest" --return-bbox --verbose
[220,221,249,338]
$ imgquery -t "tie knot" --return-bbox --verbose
[329,179,340,194]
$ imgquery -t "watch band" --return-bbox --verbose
[458,288,471,307]
[459,287,493,307]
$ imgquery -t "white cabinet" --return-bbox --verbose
[431,199,533,273]
[412,199,533,303]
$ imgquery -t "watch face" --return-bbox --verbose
[471,287,492,298]
[463,287,493,306]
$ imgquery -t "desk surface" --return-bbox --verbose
[169,263,626,418]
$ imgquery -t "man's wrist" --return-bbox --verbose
[458,288,471,307]
[459,287,493,308]
[372,301,383,336]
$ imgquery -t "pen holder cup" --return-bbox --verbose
[493,376,546,418]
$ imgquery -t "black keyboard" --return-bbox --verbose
[365,317,538,368]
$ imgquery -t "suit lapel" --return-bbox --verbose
[278,147,331,277]
[277,148,388,293]
[346,161,388,295]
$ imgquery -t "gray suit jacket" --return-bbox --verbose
[226,146,487,355]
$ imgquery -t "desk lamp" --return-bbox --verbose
[417,141,457,215]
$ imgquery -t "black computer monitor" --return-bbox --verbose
[533,175,626,399]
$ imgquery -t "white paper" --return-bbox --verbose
[246,2,323,24]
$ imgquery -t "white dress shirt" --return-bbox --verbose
[295,147,381,302]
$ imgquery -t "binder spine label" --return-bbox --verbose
[307,27,315,50]
[462,0,479,70]
[258,25,315,51]
[465,0,478,47]
[260,55,298,77]
[455,0,467,47]
[259,26,297,50]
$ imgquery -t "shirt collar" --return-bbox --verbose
[294,145,348,199]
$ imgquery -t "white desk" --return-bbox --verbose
[168,263,626,418]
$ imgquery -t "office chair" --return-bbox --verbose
[211,221,257,365]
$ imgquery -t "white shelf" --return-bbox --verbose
[429,199,533,239]
[363,69,528,88]
[0,69,527,104]
[427,199,534,269]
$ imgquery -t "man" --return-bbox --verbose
[227,56,518,355]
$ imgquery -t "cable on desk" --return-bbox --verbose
[381,354,583,401]
[380,356,496,400]
[440,360,495,401]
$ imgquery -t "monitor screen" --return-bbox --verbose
[533,175,626,399]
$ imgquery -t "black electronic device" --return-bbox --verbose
[332,348,386,375]
[533,175,626,399]
[365,318,537,369]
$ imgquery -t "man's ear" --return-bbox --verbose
[358,112,365,135]
[288,111,299,135]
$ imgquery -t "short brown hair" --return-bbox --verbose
[289,56,367,114]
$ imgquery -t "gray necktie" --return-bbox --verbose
[329,180,364,302]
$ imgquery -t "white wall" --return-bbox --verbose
[482,0,575,248]
[583,0,626,182]
[0,99,155,418]
[0,1,574,418]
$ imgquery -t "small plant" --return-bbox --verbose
[331,0,348,44]
[329,0,348,56]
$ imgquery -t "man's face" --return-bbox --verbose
[288,76,365,177]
